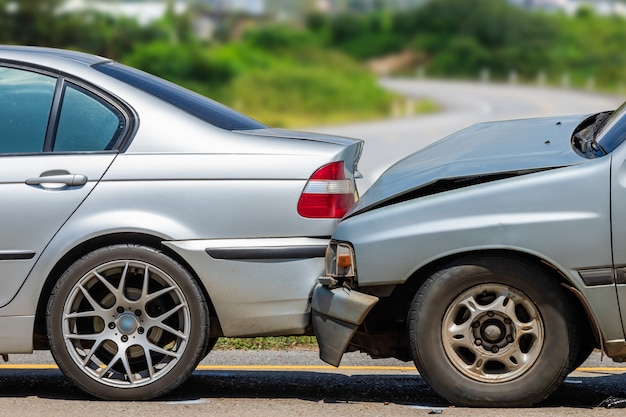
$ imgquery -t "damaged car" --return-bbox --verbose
[313,100,626,407]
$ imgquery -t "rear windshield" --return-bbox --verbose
[94,62,266,131]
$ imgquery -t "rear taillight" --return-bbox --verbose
[298,161,356,218]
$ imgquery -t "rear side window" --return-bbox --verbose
[54,83,125,151]
[0,65,130,154]
[0,67,55,153]
[94,62,266,131]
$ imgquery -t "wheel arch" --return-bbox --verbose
[33,232,222,349]
[360,248,599,358]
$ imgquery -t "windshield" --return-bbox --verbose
[94,62,266,131]
[595,100,626,152]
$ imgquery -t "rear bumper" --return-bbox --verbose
[311,283,378,366]
[163,238,329,337]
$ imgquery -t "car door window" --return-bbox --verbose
[0,67,55,153]
[54,83,125,152]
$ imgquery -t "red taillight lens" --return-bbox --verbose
[309,161,346,181]
[298,161,356,219]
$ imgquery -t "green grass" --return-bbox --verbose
[214,336,318,351]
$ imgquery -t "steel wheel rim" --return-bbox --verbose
[62,259,191,387]
[441,283,544,383]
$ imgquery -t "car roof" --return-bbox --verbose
[0,45,110,67]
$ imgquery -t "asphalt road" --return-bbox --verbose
[1,350,626,416]
[2,80,626,416]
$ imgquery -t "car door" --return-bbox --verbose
[611,138,626,340]
[0,66,130,306]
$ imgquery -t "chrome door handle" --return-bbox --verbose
[26,174,88,186]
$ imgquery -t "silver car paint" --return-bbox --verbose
[332,159,621,341]
[0,46,362,352]
[609,134,626,340]
[0,154,116,306]
[321,113,626,356]
[164,238,329,337]
[350,115,589,215]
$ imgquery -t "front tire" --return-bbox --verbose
[47,244,209,400]
[408,257,578,407]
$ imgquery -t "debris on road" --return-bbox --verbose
[599,396,626,408]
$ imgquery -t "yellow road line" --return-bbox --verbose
[0,364,623,372]
[0,364,59,369]
[0,364,414,371]
[576,367,626,372]
[195,365,415,371]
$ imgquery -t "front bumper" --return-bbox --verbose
[311,283,378,366]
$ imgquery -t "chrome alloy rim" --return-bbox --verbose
[62,260,191,387]
[441,283,544,383]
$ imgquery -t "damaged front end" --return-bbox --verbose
[311,242,378,366]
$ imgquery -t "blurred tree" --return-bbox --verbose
[328,13,367,45]
[1,0,623,120]
[0,0,8,42]
[574,4,595,19]
[305,12,331,44]
[158,0,196,45]
[319,9,406,59]
[122,41,236,95]
[243,24,317,50]
[551,8,626,89]
[409,0,557,78]
[5,0,63,45]
[52,12,161,60]
[426,36,491,75]
[347,0,370,13]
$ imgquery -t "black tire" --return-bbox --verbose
[47,244,209,400]
[571,335,594,371]
[408,256,578,407]
[195,336,219,365]
[201,337,219,360]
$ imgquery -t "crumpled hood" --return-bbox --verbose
[349,114,590,216]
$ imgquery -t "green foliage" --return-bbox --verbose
[215,25,392,124]
[242,24,319,50]
[214,336,317,351]
[423,36,491,76]
[116,24,393,126]
[549,11,626,89]
[0,0,397,127]
[304,0,625,91]
[2,0,62,45]
[55,12,160,60]
[5,0,626,127]
[311,11,406,60]
[410,0,557,78]
[231,65,392,126]
[322,0,553,78]
[123,41,235,86]
[338,32,405,60]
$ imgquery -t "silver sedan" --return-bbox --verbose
[0,45,362,400]
[314,100,626,407]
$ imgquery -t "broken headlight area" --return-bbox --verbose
[320,241,356,288]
